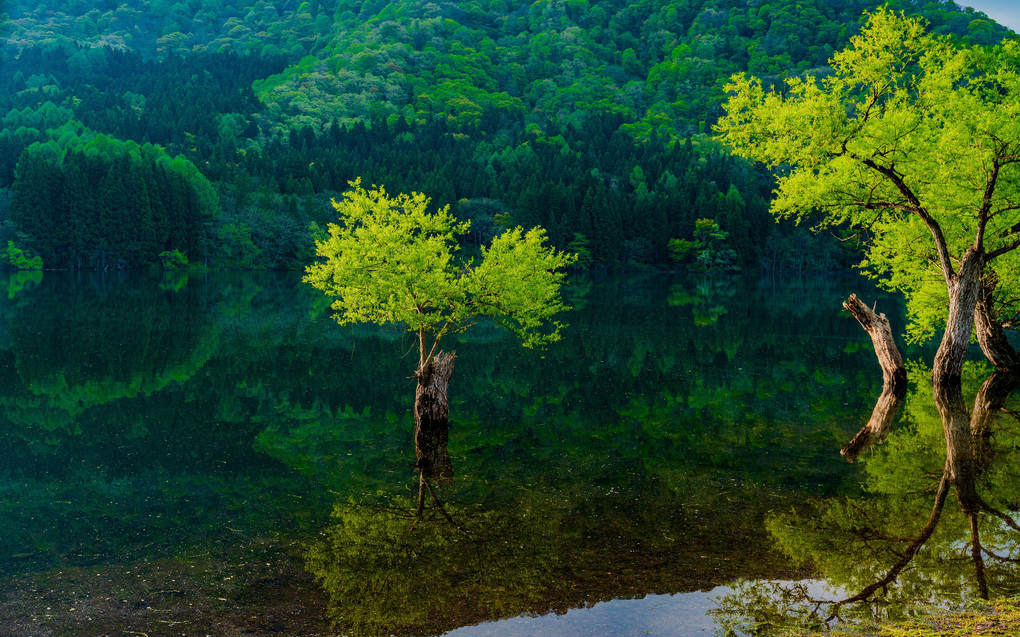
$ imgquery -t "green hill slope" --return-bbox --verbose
[0,0,1013,270]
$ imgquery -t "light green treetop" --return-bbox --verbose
[303,179,576,369]
[715,8,1020,342]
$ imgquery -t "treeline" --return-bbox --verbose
[3,0,341,59]
[10,126,216,269]
[247,112,784,268]
[0,46,286,163]
[252,0,1011,138]
[0,0,1013,271]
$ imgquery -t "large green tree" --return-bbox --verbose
[714,363,1020,631]
[716,8,1020,386]
[303,180,575,509]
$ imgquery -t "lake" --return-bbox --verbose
[0,270,1015,636]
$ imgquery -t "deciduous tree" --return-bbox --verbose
[716,8,1020,385]
[303,180,575,510]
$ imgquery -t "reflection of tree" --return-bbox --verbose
[0,273,220,429]
[0,272,913,628]
[668,274,736,326]
[0,273,316,576]
[839,380,903,462]
[305,455,805,636]
[714,366,1020,633]
[305,494,557,637]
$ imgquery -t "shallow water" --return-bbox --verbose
[0,270,1012,636]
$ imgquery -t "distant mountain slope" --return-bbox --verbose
[248,0,1013,137]
[0,0,1015,271]
[1,0,339,58]
[2,0,1012,138]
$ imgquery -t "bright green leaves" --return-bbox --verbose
[828,5,930,94]
[1,241,43,270]
[467,226,576,348]
[303,180,575,361]
[669,218,739,271]
[717,7,1020,342]
[304,180,467,335]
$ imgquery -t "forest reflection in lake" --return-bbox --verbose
[0,270,1012,636]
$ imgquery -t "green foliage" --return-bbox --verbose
[303,180,575,363]
[567,232,593,269]
[669,218,739,271]
[216,222,262,270]
[717,7,1020,341]
[2,0,1013,272]
[159,249,189,270]
[1,241,42,270]
[8,123,216,269]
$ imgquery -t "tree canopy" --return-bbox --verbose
[716,8,1020,376]
[302,180,575,368]
[1,1,1015,272]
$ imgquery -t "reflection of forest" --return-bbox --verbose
[716,364,1020,634]
[0,272,219,425]
[290,274,904,635]
[306,479,803,637]
[0,272,900,634]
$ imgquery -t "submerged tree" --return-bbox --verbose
[303,180,575,510]
[716,8,1020,386]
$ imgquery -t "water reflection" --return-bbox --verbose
[715,365,1020,633]
[306,491,555,636]
[0,271,909,634]
[304,447,804,637]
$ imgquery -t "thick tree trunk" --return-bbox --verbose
[933,378,980,517]
[932,248,984,391]
[842,294,907,397]
[414,351,455,487]
[975,279,1020,372]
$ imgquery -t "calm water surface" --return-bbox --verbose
[0,270,1014,636]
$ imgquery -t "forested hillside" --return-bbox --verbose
[0,0,1012,270]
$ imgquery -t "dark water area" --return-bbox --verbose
[0,270,1015,636]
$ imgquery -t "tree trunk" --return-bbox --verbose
[932,248,984,391]
[414,351,455,487]
[969,371,1020,473]
[933,378,979,517]
[842,294,907,397]
[841,383,903,462]
[974,279,1020,372]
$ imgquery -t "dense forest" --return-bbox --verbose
[0,0,1013,270]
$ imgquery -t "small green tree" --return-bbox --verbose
[1,241,43,270]
[669,218,738,271]
[304,180,575,508]
[158,249,189,270]
[217,222,262,269]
